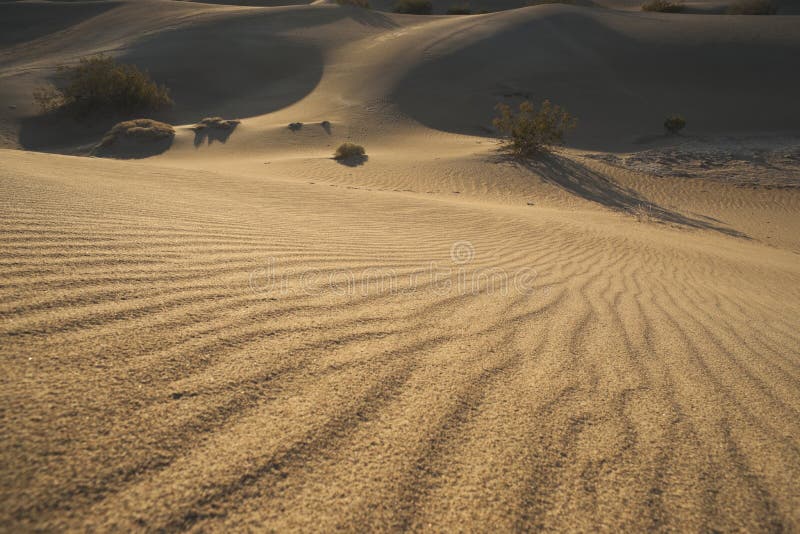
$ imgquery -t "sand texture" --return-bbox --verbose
[1,0,799,531]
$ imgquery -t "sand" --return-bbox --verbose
[1,0,799,531]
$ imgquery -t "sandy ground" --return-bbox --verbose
[1,0,800,531]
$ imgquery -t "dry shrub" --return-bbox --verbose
[394,0,433,14]
[641,0,685,12]
[32,85,65,113]
[334,142,366,160]
[98,119,174,148]
[664,115,686,134]
[34,55,172,116]
[191,117,240,131]
[726,0,777,14]
[493,100,576,158]
[630,202,657,223]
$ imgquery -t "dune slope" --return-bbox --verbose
[2,148,799,531]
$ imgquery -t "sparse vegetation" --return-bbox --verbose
[97,119,174,148]
[631,202,657,223]
[493,100,576,158]
[32,85,65,113]
[394,0,433,14]
[664,115,686,134]
[336,0,371,7]
[447,3,472,14]
[726,0,777,14]
[33,55,172,116]
[289,122,303,131]
[641,0,685,12]
[191,117,240,131]
[334,142,366,160]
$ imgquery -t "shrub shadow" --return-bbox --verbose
[502,152,747,238]
[18,111,118,154]
[335,154,369,167]
[93,137,174,160]
[193,124,238,147]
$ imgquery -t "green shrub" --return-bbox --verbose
[726,0,776,14]
[337,0,370,7]
[34,55,172,116]
[334,142,366,160]
[641,0,685,12]
[447,3,472,13]
[664,115,686,134]
[98,119,174,148]
[394,0,433,14]
[493,100,576,157]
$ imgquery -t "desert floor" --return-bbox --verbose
[1,0,800,531]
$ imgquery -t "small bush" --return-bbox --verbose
[447,3,472,13]
[664,115,686,134]
[493,100,576,157]
[191,117,240,131]
[334,142,366,160]
[641,0,685,12]
[33,85,65,113]
[394,0,433,14]
[98,119,174,148]
[34,55,172,116]
[726,0,776,14]
[337,0,370,7]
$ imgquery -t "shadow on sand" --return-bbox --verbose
[93,137,174,159]
[335,154,369,167]
[193,124,238,147]
[502,152,747,238]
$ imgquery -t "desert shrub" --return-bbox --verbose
[32,85,65,113]
[191,117,240,131]
[641,0,685,12]
[98,119,174,148]
[664,115,686,134]
[337,0,370,7]
[394,0,433,14]
[334,142,366,160]
[34,55,172,116]
[726,0,776,14]
[493,100,576,157]
[447,3,472,13]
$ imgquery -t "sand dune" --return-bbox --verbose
[1,0,799,531]
[2,148,799,531]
